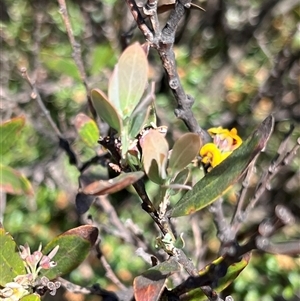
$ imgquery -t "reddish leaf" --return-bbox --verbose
[81,171,144,195]
[134,258,181,301]
[140,129,169,183]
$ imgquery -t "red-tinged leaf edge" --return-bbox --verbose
[61,225,99,244]
[41,225,98,280]
[0,164,34,196]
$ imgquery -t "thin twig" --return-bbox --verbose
[32,11,43,73]
[58,277,91,294]
[21,68,78,167]
[236,136,300,233]
[125,0,210,143]
[143,0,160,35]
[230,159,257,233]
[58,277,121,300]
[124,0,154,41]
[57,0,97,119]
[209,198,232,244]
[190,214,204,268]
[21,68,62,138]
[95,239,127,291]
[96,195,138,245]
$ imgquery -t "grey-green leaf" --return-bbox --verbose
[169,133,201,175]
[91,88,122,133]
[108,43,148,118]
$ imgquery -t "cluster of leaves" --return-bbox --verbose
[1,0,300,301]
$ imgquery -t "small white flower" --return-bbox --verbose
[0,282,30,301]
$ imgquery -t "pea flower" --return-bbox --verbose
[200,127,243,170]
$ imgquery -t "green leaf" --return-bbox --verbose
[20,294,41,301]
[81,171,144,195]
[108,43,148,118]
[182,254,250,301]
[0,116,26,156]
[91,88,122,133]
[143,102,157,129]
[169,168,190,196]
[140,129,169,184]
[41,225,98,280]
[129,106,151,139]
[169,133,201,175]
[74,113,99,148]
[0,227,26,286]
[41,53,80,80]
[133,257,181,301]
[0,164,34,196]
[170,115,274,217]
[90,44,116,75]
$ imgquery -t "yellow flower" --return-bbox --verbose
[200,127,243,170]
[200,143,221,168]
[208,127,242,152]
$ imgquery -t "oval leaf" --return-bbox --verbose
[108,43,148,118]
[129,105,151,139]
[0,116,25,156]
[74,113,99,148]
[0,227,26,286]
[81,171,144,195]
[133,257,181,301]
[169,133,202,175]
[0,165,34,196]
[91,88,122,133]
[140,129,169,183]
[170,115,274,217]
[41,225,99,280]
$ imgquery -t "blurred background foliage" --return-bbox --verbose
[1,0,299,300]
